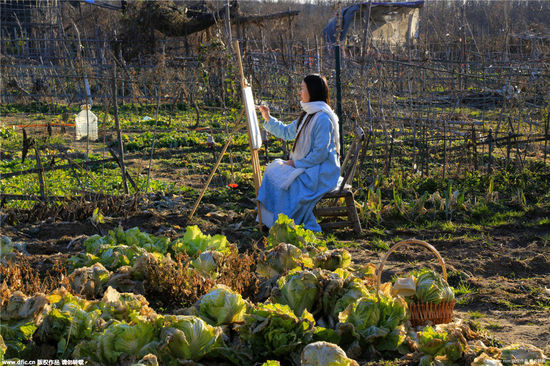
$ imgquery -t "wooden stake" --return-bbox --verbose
[188,112,246,220]
[34,148,47,201]
[111,64,129,194]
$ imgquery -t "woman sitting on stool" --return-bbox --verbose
[257,74,340,232]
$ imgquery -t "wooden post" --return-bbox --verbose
[443,119,447,179]
[111,64,129,194]
[34,148,46,201]
[506,132,511,168]
[472,125,478,171]
[488,129,493,174]
[234,40,263,228]
[145,88,161,193]
[544,108,549,166]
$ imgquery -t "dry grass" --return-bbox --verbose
[0,256,71,302]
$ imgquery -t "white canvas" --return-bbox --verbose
[242,86,262,149]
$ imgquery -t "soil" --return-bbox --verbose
[2,198,548,355]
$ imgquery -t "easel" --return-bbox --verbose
[188,41,263,228]
[234,40,263,228]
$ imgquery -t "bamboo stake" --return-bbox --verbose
[188,112,246,220]
[111,64,129,194]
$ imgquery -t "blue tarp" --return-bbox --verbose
[323,1,424,45]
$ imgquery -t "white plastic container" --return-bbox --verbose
[75,104,98,141]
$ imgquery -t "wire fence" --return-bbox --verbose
[1,0,549,210]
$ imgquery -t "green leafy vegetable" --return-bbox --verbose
[256,243,313,278]
[160,315,223,361]
[238,303,315,361]
[197,285,247,326]
[270,270,319,317]
[314,249,352,271]
[301,341,358,366]
[267,214,325,250]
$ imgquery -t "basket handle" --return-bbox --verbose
[376,239,447,300]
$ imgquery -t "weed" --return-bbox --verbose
[468,311,484,319]
[370,238,390,252]
[486,321,504,330]
[441,221,456,232]
[496,299,523,310]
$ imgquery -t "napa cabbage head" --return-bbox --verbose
[160,315,223,361]
[314,249,352,271]
[267,214,325,250]
[197,285,246,326]
[256,243,313,278]
[270,270,319,317]
[301,341,358,366]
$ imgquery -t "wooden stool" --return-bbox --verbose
[314,126,364,234]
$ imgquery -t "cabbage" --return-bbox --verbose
[414,270,454,304]
[131,353,159,366]
[267,214,325,250]
[160,315,223,361]
[191,251,223,279]
[1,291,49,321]
[443,340,464,361]
[74,319,156,364]
[69,262,111,298]
[441,285,455,302]
[71,227,174,271]
[270,270,319,317]
[197,285,246,325]
[301,341,358,366]
[36,301,101,356]
[256,243,313,278]
[337,293,407,351]
[238,303,315,360]
[171,226,230,257]
[331,279,370,319]
[99,286,155,322]
[314,249,352,271]
[418,326,448,355]
[338,296,380,332]
[0,319,37,358]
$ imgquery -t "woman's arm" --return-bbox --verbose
[294,116,333,169]
[263,117,298,141]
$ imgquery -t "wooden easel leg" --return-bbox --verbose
[188,111,245,220]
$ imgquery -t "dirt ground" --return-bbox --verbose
[1,195,549,355]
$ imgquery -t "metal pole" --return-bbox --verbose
[335,6,344,158]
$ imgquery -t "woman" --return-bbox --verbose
[257,74,341,232]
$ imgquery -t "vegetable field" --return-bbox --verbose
[1,0,550,365]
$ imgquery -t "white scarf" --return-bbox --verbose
[290,101,340,161]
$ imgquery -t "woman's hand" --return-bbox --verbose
[284,160,295,168]
[258,105,271,122]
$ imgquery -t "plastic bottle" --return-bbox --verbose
[75,104,98,141]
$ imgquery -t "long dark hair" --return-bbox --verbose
[297,74,330,127]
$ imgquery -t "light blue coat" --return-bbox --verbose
[257,113,340,232]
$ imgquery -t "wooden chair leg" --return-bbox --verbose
[345,193,362,234]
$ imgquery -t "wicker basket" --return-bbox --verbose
[376,239,455,327]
